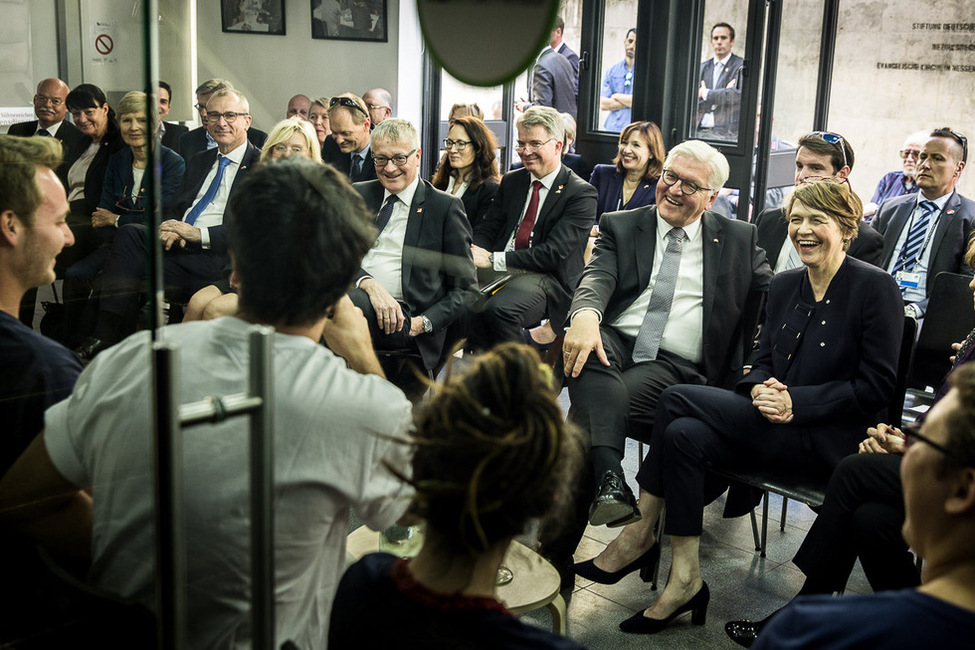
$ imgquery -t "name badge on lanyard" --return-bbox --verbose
[895,271,922,289]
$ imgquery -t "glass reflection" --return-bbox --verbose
[693,21,744,143]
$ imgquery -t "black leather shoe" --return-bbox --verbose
[589,470,641,527]
[619,582,710,634]
[725,616,770,648]
[573,542,660,585]
[74,337,112,362]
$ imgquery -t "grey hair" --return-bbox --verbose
[371,118,420,150]
[516,106,565,144]
[195,78,234,96]
[664,140,730,193]
[208,89,250,114]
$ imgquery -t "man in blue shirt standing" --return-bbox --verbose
[600,28,636,132]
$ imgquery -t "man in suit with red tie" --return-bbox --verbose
[697,23,744,141]
[873,127,975,320]
[349,119,475,389]
[76,89,261,359]
[468,106,597,350]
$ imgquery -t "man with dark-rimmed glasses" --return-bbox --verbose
[753,130,884,274]
[873,127,975,320]
[76,89,262,360]
[322,92,377,182]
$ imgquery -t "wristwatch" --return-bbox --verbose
[421,315,433,334]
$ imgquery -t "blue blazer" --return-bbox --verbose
[98,145,185,227]
[589,164,657,222]
[738,257,904,467]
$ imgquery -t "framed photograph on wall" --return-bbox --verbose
[311,0,388,42]
[222,0,286,35]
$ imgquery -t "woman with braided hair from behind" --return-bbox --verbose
[329,343,587,649]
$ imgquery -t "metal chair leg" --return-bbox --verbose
[760,490,769,558]
[749,507,761,551]
[780,496,789,532]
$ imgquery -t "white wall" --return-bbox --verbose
[195,0,414,133]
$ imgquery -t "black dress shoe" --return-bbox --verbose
[588,470,641,527]
[573,542,660,585]
[619,581,710,634]
[74,336,112,362]
[725,616,771,648]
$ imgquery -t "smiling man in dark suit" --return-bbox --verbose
[697,23,744,141]
[8,78,87,183]
[561,140,772,530]
[177,79,267,163]
[874,127,974,319]
[469,106,597,350]
[350,118,475,382]
[323,93,378,183]
[754,131,884,272]
[76,89,261,359]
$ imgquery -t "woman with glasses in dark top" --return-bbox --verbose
[330,344,586,650]
[574,179,905,635]
[432,116,500,231]
[62,90,184,347]
[725,237,975,648]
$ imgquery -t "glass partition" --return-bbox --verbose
[594,0,640,133]
[690,2,750,145]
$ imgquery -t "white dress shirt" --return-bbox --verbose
[361,175,421,301]
[611,214,705,365]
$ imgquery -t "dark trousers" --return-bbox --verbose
[348,287,415,350]
[567,326,706,454]
[62,243,111,348]
[636,384,834,537]
[97,224,225,337]
[467,272,559,350]
[792,453,919,593]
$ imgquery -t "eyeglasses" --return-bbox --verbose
[34,95,64,107]
[903,424,968,465]
[809,131,849,170]
[195,103,208,114]
[661,168,713,195]
[515,138,555,153]
[373,149,417,167]
[203,111,249,125]
[329,96,369,118]
[271,144,308,155]
[443,138,472,151]
[624,71,633,88]
[899,148,921,160]
[367,104,390,111]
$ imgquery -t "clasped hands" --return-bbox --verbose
[359,278,424,337]
[858,422,905,455]
[751,377,793,424]
[158,220,202,250]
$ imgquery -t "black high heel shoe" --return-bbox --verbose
[725,613,773,648]
[619,581,710,634]
[573,542,660,585]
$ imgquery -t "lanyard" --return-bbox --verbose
[898,203,941,271]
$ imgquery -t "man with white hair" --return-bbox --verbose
[562,140,772,530]
[864,130,928,219]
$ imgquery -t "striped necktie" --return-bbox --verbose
[892,200,938,274]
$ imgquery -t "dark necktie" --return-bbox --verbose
[892,200,938,275]
[185,155,231,226]
[515,180,543,250]
[350,153,363,182]
[375,195,398,235]
[632,227,687,363]
[37,128,52,137]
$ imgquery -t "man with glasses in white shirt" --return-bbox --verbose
[468,106,597,351]
[350,119,475,392]
[76,89,262,359]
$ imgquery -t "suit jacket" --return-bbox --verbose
[98,145,185,227]
[698,53,744,137]
[739,257,904,467]
[474,165,597,293]
[530,48,577,119]
[354,179,477,369]
[570,207,773,388]
[160,122,189,156]
[322,135,378,182]
[872,190,975,312]
[589,164,657,221]
[177,126,267,164]
[8,119,88,186]
[68,127,127,217]
[459,178,499,232]
[755,207,885,269]
[168,141,261,254]
[557,42,581,79]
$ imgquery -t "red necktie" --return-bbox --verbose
[515,180,543,250]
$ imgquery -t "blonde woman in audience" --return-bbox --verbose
[183,118,321,321]
[309,96,332,158]
[330,343,587,650]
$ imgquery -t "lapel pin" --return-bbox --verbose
[713,238,719,243]
[555,184,564,194]
[417,207,423,213]
[947,209,956,215]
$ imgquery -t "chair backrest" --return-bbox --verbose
[909,272,975,390]
[887,314,918,430]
